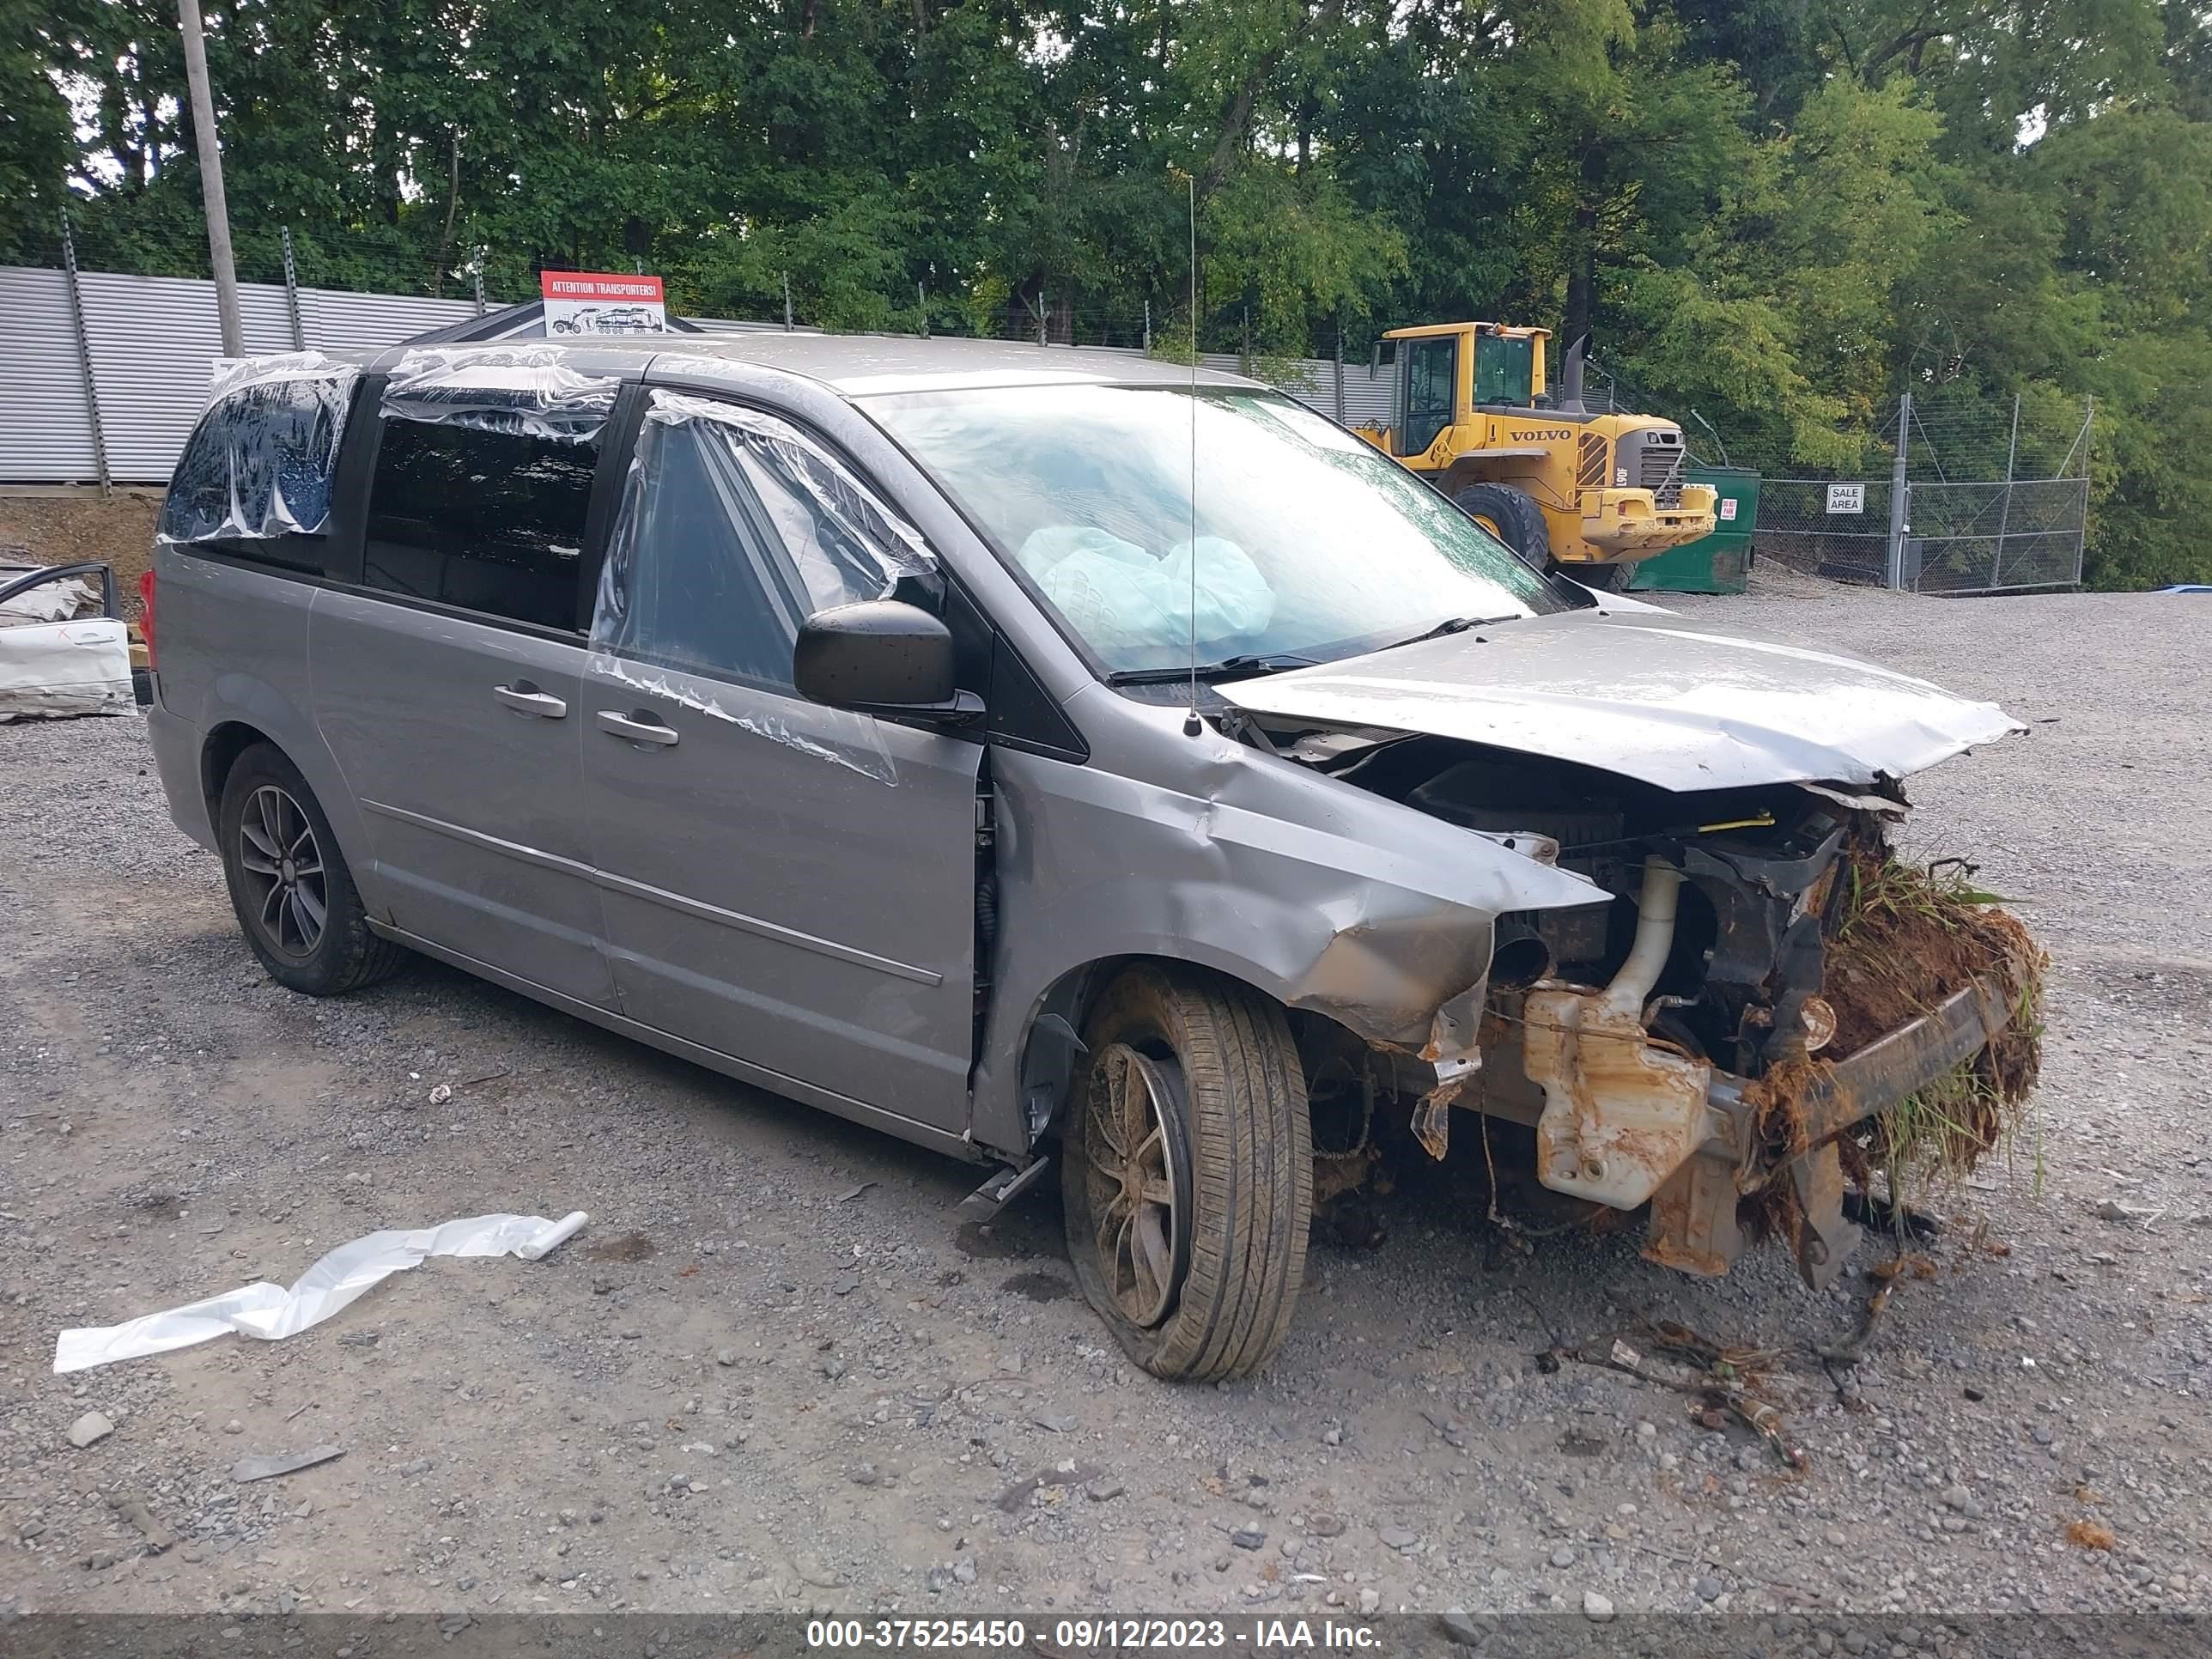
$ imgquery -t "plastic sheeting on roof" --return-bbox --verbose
[382,344,618,444]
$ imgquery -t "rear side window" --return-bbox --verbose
[362,420,599,631]
[160,353,358,556]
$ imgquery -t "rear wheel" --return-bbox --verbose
[1454,482,1551,567]
[217,743,405,996]
[1061,965,1311,1382]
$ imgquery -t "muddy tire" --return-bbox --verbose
[1060,965,1311,1382]
[1454,481,1551,566]
[217,743,406,996]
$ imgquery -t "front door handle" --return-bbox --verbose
[597,708,680,747]
[493,682,568,719]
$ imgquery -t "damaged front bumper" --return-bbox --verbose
[1495,967,2013,1291]
[1614,973,2014,1289]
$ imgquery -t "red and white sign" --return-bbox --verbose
[540,271,666,336]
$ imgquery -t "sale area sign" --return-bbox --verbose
[540,271,666,335]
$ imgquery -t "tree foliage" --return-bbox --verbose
[4,0,2209,583]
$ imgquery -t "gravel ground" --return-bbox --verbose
[2,574,2208,1638]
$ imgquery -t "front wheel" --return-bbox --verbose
[1061,966,1311,1382]
[1562,559,1637,592]
[1454,481,1551,567]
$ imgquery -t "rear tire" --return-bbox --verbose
[1454,482,1551,567]
[1061,965,1312,1382]
[216,743,405,996]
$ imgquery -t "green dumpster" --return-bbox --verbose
[1629,466,1759,594]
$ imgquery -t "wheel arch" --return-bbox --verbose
[199,719,387,922]
[201,719,275,823]
[1009,949,1353,1156]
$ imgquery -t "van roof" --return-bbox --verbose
[364,332,1265,399]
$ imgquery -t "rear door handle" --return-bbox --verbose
[494,682,568,719]
[597,708,680,747]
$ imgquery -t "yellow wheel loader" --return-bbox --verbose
[1356,323,1717,590]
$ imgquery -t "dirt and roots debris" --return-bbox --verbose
[1747,834,2048,1241]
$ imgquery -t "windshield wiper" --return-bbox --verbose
[1380,613,1522,651]
[1108,652,1321,686]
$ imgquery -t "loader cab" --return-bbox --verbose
[1381,323,1552,458]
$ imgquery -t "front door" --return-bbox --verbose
[1399,335,1459,456]
[312,389,617,1006]
[578,391,981,1135]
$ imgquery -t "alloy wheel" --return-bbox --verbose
[235,784,327,959]
[1081,1042,1191,1328]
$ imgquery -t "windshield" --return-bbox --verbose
[866,384,1580,676]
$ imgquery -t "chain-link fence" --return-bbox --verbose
[1582,365,2095,594]
[1905,476,2091,593]
[1744,479,1896,586]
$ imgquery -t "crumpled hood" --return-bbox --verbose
[1219,608,2025,791]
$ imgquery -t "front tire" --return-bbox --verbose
[1454,482,1552,567]
[217,743,405,996]
[1061,966,1311,1382]
[1568,559,1637,592]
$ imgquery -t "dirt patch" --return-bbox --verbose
[1000,1270,1076,1304]
[584,1230,658,1262]
[0,494,163,621]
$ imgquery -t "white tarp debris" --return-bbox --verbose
[0,617,131,722]
[0,572,97,623]
[52,1210,588,1374]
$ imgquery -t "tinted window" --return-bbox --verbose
[161,368,356,557]
[592,396,916,690]
[362,419,597,630]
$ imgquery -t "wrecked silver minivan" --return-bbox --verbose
[144,337,2041,1381]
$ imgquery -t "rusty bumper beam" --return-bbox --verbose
[1793,975,2014,1146]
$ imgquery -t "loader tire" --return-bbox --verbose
[1061,965,1311,1382]
[1455,482,1552,567]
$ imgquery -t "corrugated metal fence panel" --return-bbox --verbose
[0,267,102,483]
[3,270,1400,482]
[1192,349,1394,428]
[1337,362,1395,428]
[301,286,476,355]
[75,271,300,481]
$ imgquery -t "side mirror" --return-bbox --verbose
[793,599,982,723]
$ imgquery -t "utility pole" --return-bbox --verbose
[1884,392,1912,591]
[782,272,793,331]
[177,0,242,356]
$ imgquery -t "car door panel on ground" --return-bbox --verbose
[310,401,617,1008]
[577,390,981,1135]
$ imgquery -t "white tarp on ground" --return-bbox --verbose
[53,1210,588,1372]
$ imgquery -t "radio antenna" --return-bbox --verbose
[1182,171,1203,738]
